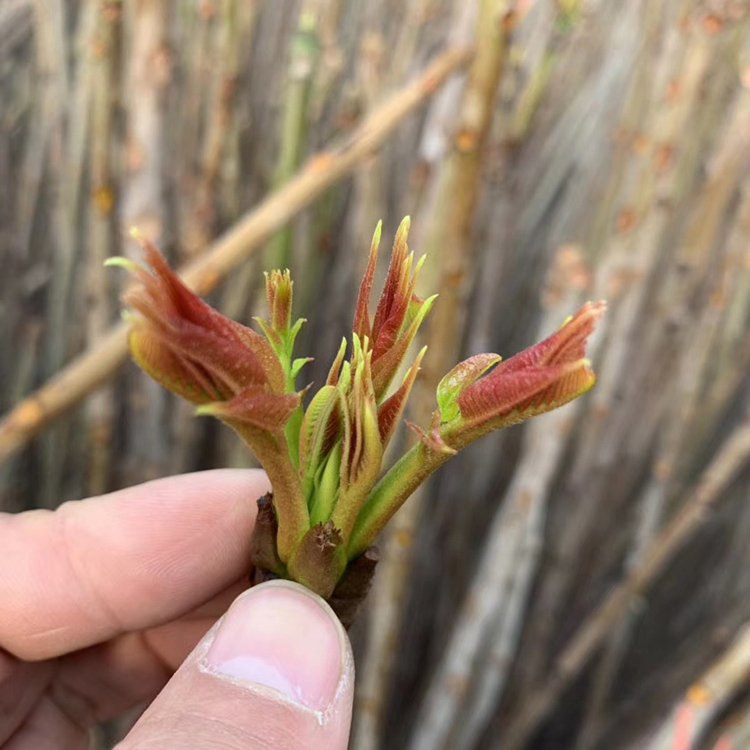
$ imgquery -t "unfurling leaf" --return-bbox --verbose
[310,441,342,526]
[351,216,434,400]
[195,386,300,433]
[299,384,341,495]
[326,338,348,386]
[378,346,427,449]
[436,352,501,422]
[332,335,384,541]
[371,293,436,399]
[454,301,605,441]
[116,234,285,402]
[353,222,382,340]
[265,269,293,335]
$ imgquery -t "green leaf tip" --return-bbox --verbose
[104,256,140,273]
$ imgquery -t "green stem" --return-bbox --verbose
[285,407,303,468]
[347,441,452,559]
[236,426,308,562]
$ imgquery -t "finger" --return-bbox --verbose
[0,469,269,661]
[119,581,354,750]
[48,579,249,726]
[139,578,249,670]
[0,650,55,744]
[0,582,246,745]
[3,695,86,750]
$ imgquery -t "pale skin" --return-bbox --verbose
[0,470,354,749]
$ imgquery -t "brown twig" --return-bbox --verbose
[501,415,750,750]
[0,44,471,466]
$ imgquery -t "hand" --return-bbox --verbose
[0,470,354,749]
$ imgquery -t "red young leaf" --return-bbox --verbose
[371,219,411,346]
[349,218,434,401]
[197,386,301,432]
[371,293,435,398]
[353,223,381,340]
[492,301,605,373]
[377,346,426,449]
[265,269,293,334]
[457,302,605,431]
[123,236,286,404]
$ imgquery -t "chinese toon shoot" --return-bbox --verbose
[107,218,605,625]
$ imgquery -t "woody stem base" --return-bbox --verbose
[249,493,379,629]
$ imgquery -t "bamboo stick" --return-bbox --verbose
[173,1,214,257]
[306,0,345,128]
[0,44,472,465]
[34,0,77,507]
[0,322,41,510]
[407,244,591,749]
[442,259,593,750]
[346,19,386,293]
[179,0,250,474]
[501,414,750,750]
[195,0,246,239]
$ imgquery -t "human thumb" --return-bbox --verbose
[118,580,354,749]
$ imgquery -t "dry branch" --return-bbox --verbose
[502,415,750,750]
[119,0,171,483]
[264,0,321,270]
[0,44,471,465]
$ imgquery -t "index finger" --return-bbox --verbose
[0,469,268,661]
